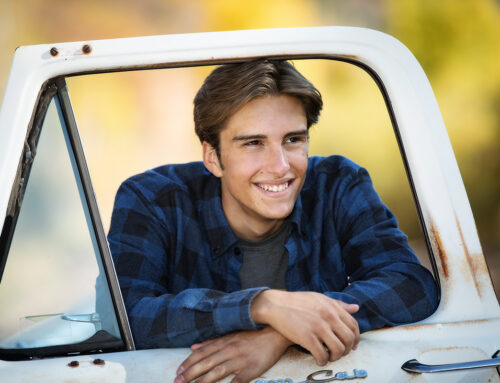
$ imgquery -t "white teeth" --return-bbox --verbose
[258,182,289,192]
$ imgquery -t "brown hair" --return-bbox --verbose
[193,60,322,155]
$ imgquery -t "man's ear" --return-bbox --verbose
[202,141,223,178]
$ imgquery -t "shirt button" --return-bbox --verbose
[234,247,241,255]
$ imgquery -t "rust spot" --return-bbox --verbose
[455,214,482,298]
[68,54,361,77]
[82,44,92,54]
[50,47,58,57]
[93,358,105,366]
[68,360,79,368]
[397,318,490,332]
[340,54,359,60]
[430,223,448,278]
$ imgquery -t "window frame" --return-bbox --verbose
[0,28,497,359]
[0,77,135,359]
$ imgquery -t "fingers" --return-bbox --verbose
[331,321,355,357]
[306,334,330,366]
[177,339,228,380]
[336,301,360,315]
[176,329,289,383]
[192,360,235,383]
[311,317,351,363]
[190,338,215,351]
[304,300,360,364]
[334,303,360,349]
[251,291,361,366]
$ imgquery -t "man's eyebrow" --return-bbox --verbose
[232,134,267,142]
[232,130,309,142]
[284,129,308,138]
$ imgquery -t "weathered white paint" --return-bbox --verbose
[1,319,499,382]
[0,26,499,382]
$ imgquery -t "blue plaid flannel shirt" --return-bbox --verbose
[108,155,438,349]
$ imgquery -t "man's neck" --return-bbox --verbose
[227,215,285,242]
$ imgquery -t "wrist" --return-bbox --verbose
[261,326,294,350]
[251,289,281,325]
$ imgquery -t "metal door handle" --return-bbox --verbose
[402,354,500,374]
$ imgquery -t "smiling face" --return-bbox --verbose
[203,95,309,241]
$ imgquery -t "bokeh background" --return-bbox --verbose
[0,0,498,297]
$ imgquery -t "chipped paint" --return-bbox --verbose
[455,214,489,299]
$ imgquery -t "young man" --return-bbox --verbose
[108,60,438,383]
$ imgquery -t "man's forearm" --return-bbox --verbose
[250,290,360,365]
[326,263,439,333]
[126,286,269,348]
[176,327,293,383]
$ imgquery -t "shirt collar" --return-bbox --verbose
[200,176,239,258]
[288,193,308,237]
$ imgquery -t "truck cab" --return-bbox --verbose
[0,27,498,382]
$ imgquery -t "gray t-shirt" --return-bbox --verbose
[238,222,290,290]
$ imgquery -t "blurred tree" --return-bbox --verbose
[386,0,500,248]
[0,0,498,291]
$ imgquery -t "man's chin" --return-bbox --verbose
[259,206,294,221]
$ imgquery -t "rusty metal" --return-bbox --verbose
[93,358,105,366]
[82,44,92,54]
[62,54,358,78]
[67,360,79,368]
[455,214,483,297]
[1,26,499,382]
[49,47,58,57]
[430,222,449,278]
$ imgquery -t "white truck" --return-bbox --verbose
[0,27,498,382]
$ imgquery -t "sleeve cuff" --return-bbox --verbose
[213,287,269,335]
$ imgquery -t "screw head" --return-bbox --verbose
[82,44,92,54]
[50,47,58,57]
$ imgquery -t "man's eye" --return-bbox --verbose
[286,136,306,144]
[244,140,261,146]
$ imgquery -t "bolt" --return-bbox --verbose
[93,358,105,366]
[82,44,92,54]
[50,47,58,57]
[68,360,79,368]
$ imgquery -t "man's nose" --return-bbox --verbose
[266,145,290,177]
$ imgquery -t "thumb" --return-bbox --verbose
[190,338,215,350]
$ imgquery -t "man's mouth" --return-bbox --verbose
[256,181,290,193]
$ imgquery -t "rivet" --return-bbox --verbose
[82,44,92,54]
[68,360,79,368]
[93,358,105,365]
[50,47,58,57]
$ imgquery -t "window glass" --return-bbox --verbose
[0,97,121,349]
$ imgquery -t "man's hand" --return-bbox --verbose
[251,290,360,366]
[175,327,292,383]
